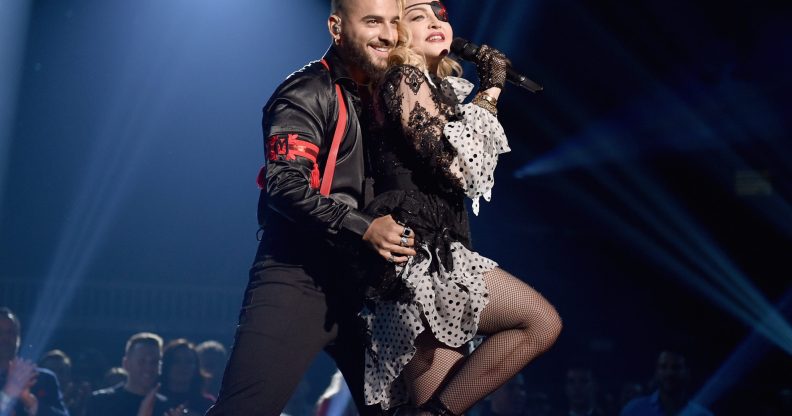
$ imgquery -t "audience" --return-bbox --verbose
[194,340,226,399]
[620,350,712,416]
[85,332,172,416]
[0,305,783,415]
[0,307,69,416]
[564,365,605,416]
[160,339,214,416]
[39,349,91,416]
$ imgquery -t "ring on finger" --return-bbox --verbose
[387,254,395,263]
[401,226,412,238]
[400,235,408,246]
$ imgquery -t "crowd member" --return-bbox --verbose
[159,339,213,415]
[0,307,68,416]
[194,341,225,399]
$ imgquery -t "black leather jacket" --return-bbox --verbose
[258,45,372,241]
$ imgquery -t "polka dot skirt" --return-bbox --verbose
[360,241,498,410]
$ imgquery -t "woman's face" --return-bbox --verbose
[167,347,198,386]
[403,1,453,69]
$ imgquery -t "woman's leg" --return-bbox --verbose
[431,267,563,415]
[400,330,466,408]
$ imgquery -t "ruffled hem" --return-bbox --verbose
[441,76,511,215]
[361,241,497,409]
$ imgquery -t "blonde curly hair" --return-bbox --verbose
[388,0,462,78]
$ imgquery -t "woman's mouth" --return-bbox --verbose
[426,32,445,42]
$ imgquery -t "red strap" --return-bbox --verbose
[320,83,347,196]
[257,58,347,195]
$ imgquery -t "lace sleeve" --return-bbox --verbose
[380,65,464,192]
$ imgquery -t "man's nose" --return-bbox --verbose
[380,25,396,45]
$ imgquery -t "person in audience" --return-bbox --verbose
[39,349,92,416]
[194,340,226,399]
[0,307,69,416]
[85,332,173,416]
[159,339,213,415]
[620,350,712,416]
[564,365,605,416]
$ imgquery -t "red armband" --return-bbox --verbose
[257,133,321,190]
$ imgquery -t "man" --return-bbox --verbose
[194,341,226,399]
[205,0,413,415]
[0,307,68,416]
[564,365,605,416]
[478,374,528,416]
[85,332,171,416]
[620,351,713,416]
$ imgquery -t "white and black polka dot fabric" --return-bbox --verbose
[361,241,498,410]
[441,76,510,215]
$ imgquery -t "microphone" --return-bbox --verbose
[450,37,543,93]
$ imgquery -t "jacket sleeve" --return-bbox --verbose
[31,370,69,416]
[262,75,372,237]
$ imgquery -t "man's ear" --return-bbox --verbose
[328,14,342,41]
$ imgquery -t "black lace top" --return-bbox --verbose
[367,64,465,196]
[362,65,473,300]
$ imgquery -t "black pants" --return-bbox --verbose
[206,235,379,416]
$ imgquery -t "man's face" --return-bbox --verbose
[489,377,527,413]
[565,369,595,406]
[655,351,688,393]
[0,317,20,361]
[123,343,161,390]
[336,0,400,81]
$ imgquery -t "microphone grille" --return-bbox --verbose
[450,38,467,54]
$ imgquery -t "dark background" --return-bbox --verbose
[1,0,790,414]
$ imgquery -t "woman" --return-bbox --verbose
[159,339,214,416]
[359,1,563,415]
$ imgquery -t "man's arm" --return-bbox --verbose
[262,75,415,259]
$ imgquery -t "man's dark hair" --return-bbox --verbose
[124,332,163,355]
[331,0,344,15]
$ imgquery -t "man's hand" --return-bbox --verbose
[362,215,416,263]
[19,387,39,415]
[136,384,160,416]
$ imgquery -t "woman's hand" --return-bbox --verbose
[473,44,508,92]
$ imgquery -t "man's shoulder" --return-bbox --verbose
[91,383,124,398]
[30,368,60,399]
[620,394,656,415]
[33,367,58,384]
[270,60,333,102]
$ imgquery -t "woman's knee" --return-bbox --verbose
[516,298,562,353]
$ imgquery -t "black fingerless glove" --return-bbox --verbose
[474,44,508,90]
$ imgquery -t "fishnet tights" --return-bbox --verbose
[401,268,562,415]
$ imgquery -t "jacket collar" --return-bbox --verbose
[321,45,358,88]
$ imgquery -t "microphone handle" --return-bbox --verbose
[506,68,543,93]
[453,38,543,93]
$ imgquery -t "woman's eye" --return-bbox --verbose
[411,15,424,21]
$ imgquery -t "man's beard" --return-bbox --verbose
[342,39,389,81]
